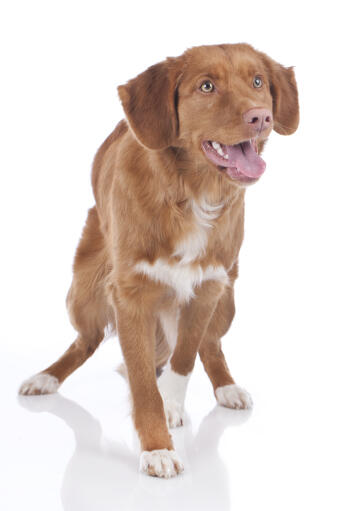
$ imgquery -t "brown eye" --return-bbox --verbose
[200,80,214,93]
[253,76,263,88]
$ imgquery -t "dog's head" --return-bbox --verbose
[118,44,299,187]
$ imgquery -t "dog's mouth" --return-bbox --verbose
[201,139,266,184]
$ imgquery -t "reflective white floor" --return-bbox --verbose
[2,337,338,511]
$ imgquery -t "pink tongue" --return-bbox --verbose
[225,141,266,178]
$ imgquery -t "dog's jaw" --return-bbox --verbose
[201,138,266,185]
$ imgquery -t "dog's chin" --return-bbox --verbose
[216,165,260,187]
[201,139,266,186]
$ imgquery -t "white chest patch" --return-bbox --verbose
[134,259,229,303]
[173,198,223,264]
[134,198,228,302]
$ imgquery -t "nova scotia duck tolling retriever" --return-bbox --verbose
[19,43,299,478]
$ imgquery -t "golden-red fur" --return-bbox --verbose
[19,43,299,477]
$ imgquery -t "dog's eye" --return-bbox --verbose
[253,76,263,88]
[200,80,214,93]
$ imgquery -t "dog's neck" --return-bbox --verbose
[149,145,244,209]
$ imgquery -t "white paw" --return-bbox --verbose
[140,449,184,478]
[215,384,253,409]
[163,398,184,428]
[157,365,190,428]
[19,373,60,396]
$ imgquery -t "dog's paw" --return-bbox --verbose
[163,398,184,428]
[140,449,184,478]
[215,384,253,409]
[19,373,60,396]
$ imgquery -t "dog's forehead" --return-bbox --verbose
[182,44,265,80]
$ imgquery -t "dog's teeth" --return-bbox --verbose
[211,141,228,160]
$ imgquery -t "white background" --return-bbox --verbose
[1,1,338,510]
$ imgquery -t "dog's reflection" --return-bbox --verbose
[18,393,251,511]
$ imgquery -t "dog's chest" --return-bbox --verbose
[173,198,223,264]
[134,199,229,302]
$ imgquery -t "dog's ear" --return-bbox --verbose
[260,53,299,135]
[118,57,183,150]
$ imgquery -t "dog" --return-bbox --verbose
[19,43,299,478]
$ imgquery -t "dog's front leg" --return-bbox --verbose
[199,287,253,410]
[113,285,184,478]
[158,280,225,428]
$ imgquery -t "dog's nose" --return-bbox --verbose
[243,108,272,133]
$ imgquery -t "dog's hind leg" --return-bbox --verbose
[19,207,114,395]
[19,334,103,396]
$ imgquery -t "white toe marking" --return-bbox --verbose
[19,373,60,395]
[157,365,190,428]
[162,398,184,428]
[140,449,184,478]
[215,384,253,409]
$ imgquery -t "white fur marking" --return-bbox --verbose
[161,398,184,428]
[103,322,116,342]
[140,449,184,478]
[134,260,229,303]
[173,227,208,264]
[173,198,224,264]
[192,197,224,226]
[158,308,179,351]
[19,373,60,396]
[215,384,253,409]
[203,265,230,284]
[158,365,191,428]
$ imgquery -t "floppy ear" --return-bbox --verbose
[118,57,183,150]
[260,53,299,135]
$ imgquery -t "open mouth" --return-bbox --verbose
[201,139,266,184]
